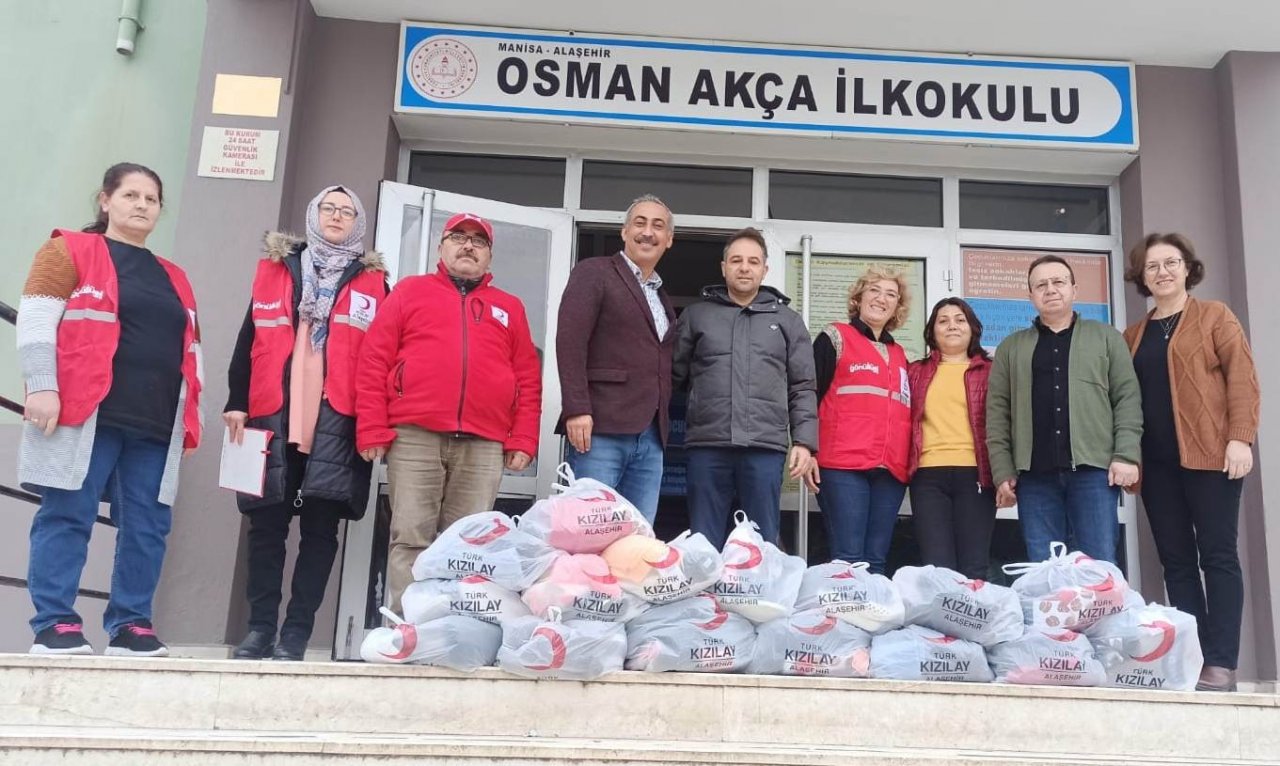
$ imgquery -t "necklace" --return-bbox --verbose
[1157,312,1181,340]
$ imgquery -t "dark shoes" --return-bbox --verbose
[232,630,276,660]
[272,633,308,661]
[1196,665,1238,692]
[30,623,93,655]
[105,621,170,657]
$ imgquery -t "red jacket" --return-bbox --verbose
[355,266,542,455]
[53,229,203,449]
[817,323,911,482]
[906,351,993,487]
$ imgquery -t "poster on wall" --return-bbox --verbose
[784,254,928,361]
[962,247,1111,348]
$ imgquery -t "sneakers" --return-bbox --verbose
[105,621,169,657]
[30,623,93,655]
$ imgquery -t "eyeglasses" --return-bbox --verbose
[444,231,491,250]
[1143,257,1184,275]
[318,202,358,221]
[1031,277,1072,293]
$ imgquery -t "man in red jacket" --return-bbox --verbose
[355,213,542,615]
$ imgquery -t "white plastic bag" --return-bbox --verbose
[359,608,501,669]
[894,565,1024,646]
[516,463,655,554]
[411,511,562,591]
[1003,542,1134,632]
[869,625,993,683]
[1087,603,1203,691]
[793,561,905,634]
[401,575,531,626]
[625,594,756,673]
[521,553,649,622]
[496,608,627,681]
[748,608,872,678]
[711,511,806,624]
[605,530,725,605]
[987,629,1106,686]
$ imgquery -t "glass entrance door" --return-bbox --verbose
[332,181,573,659]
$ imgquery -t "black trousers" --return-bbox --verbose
[908,466,996,580]
[245,447,343,641]
[1140,460,1244,669]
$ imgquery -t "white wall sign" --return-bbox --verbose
[396,23,1137,150]
[196,126,279,181]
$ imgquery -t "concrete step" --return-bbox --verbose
[0,655,1277,764]
[1,727,1277,766]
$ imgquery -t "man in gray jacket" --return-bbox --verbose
[673,227,818,549]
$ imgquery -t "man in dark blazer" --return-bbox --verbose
[556,194,676,523]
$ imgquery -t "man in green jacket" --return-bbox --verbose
[986,255,1142,564]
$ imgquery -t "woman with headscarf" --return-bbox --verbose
[223,185,387,661]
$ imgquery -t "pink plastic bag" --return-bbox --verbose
[521,553,649,622]
[748,608,873,677]
[987,629,1106,686]
[711,512,805,624]
[1003,542,1134,632]
[517,463,655,554]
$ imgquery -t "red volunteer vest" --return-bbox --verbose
[247,257,385,419]
[53,229,203,449]
[817,323,912,482]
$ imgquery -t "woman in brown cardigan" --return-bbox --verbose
[1123,232,1260,693]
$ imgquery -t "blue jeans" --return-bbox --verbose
[816,467,906,574]
[1016,467,1120,564]
[28,426,172,637]
[565,422,664,524]
[686,447,786,550]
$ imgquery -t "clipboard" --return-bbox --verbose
[218,427,272,497]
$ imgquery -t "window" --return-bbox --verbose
[960,181,1109,235]
[580,160,752,217]
[769,171,942,227]
[407,152,565,208]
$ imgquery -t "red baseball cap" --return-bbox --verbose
[444,212,494,244]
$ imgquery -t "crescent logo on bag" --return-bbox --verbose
[830,568,858,580]
[586,570,619,586]
[1083,573,1117,593]
[957,579,986,591]
[1132,621,1177,662]
[925,635,958,645]
[578,489,618,503]
[724,540,764,571]
[524,626,568,670]
[694,597,730,631]
[1044,631,1081,643]
[647,548,682,569]
[460,574,492,584]
[459,517,511,545]
[794,614,839,636]
[379,623,419,661]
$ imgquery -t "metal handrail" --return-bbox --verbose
[0,574,108,601]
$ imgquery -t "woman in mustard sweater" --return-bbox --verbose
[1124,232,1261,692]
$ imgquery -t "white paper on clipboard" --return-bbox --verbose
[218,427,272,497]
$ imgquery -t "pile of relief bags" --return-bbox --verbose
[361,469,1203,690]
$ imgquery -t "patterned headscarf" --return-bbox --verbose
[299,185,366,349]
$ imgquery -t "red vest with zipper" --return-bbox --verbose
[817,323,912,482]
[53,229,203,449]
[246,257,386,419]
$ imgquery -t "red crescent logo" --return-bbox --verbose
[579,489,617,503]
[459,517,510,545]
[1044,631,1080,643]
[1084,573,1117,593]
[830,567,858,580]
[460,574,491,584]
[794,614,838,636]
[379,623,419,661]
[958,578,985,591]
[1133,620,1176,662]
[724,540,764,570]
[926,635,958,645]
[523,626,568,670]
[586,570,618,585]
[357,295,372,310]
[1073,554,1096,565]
[695,598,730,631]
[647,547,681,569]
